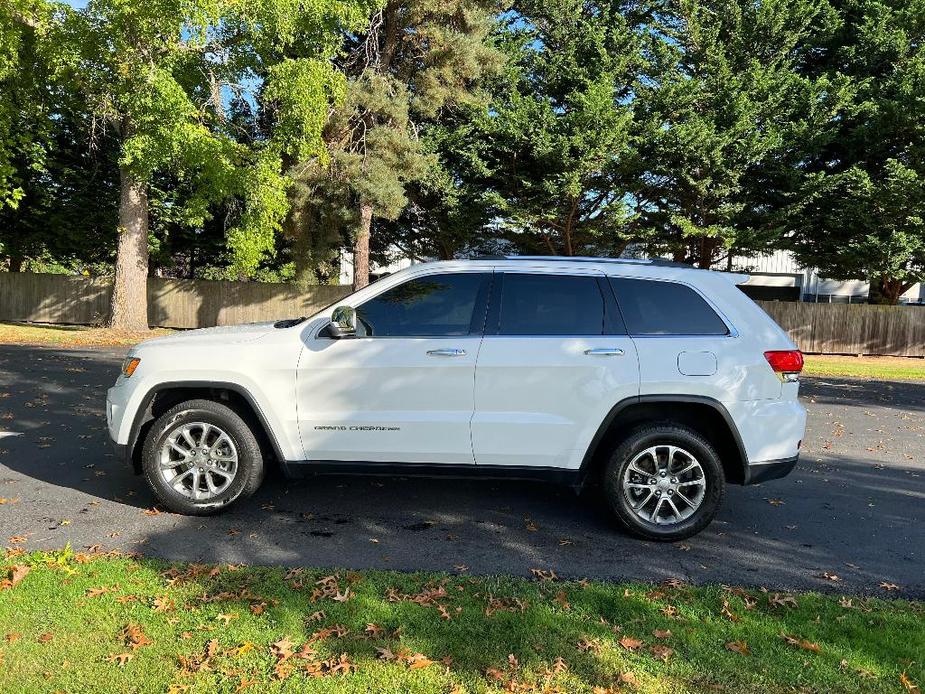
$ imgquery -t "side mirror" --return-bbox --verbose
[327,305,357,339]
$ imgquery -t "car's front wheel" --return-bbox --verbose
[603,424,725,541]
[141,399,264,515]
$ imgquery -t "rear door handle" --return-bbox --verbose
[584,348,625,356]
[427,348,467,357]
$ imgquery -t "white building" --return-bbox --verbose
[731,249,923,304]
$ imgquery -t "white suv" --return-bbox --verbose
[107,257,806,540]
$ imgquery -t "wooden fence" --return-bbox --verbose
[0,272,351,330]
[1,273,923,356]
[756,300,925,357]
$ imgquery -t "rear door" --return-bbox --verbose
[471,270,639,469]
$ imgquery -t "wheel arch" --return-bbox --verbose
[579,395,748,487]
[126,381,285,474]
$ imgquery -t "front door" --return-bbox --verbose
[297,271,490,463]
[471,271,640,469]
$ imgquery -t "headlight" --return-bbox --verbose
[121,357,141,377]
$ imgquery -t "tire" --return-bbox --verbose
[141,399,264,515]
[603,424,725,541]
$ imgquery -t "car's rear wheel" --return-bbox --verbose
[603,424,725,541]
[141,399,264,515]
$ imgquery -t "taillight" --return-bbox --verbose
[764,350,803,382]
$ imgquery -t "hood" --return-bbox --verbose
[134,321,276,350]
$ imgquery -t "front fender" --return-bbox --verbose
[113,373,299,464]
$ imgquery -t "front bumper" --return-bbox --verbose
[743,454,798,485]
[107,383,135,466]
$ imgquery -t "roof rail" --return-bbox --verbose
[498,255,695,269]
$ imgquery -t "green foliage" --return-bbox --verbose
[54,0,376,276]
[0,0,57,211]
[633,0,841,267]
[785,0,925,302]
[286,0,505,279]
[3,0,924,296]
[789,160,925,299]
[0,0,120,270]
[476,0,649,256]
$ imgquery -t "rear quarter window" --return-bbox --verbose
[609,277,729,336]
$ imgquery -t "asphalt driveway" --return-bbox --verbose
[0,344,922,596]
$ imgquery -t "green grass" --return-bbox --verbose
[0,321,171,347]
[1,548,921,693]
[803,354,925,381]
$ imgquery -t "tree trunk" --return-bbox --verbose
[8,254,23,272]
[871,276,911,305]
[108,167,150,330]
[353,202,373,291]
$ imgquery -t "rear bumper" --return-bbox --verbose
[742,454,798,485]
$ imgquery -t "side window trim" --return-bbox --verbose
[483,271,504,336]
[599,276,628,335]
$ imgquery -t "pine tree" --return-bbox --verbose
[294,0,504,290]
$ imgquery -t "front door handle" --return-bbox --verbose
[427,348,467,357]
[584,348,625,356]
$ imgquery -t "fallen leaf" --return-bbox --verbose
[900,671,920,693]
[618,672,639,686]
[554,591,570,610]
[818,572,841,582]
[0,565,30,591]
[38,632,54,643]
[618,636,643,651]
[780,633,820,653]
[766,498,785,506]
[86,586,115,598]
[653,629,672,639]
[769,593,798,609]
[879,582,901,591]
[271,636,295,661]
[530,568,557,582]
[577,638,601,653]
[376,646,396,661]
[233,642,255,657]
[142,507,161,516]
[105,652,133,667]
[725,641,751,656]
[649,644,673,662]
[720,599,739,622]
[216,613,238,625]
[406,653,433,669]
[122,623,152,650]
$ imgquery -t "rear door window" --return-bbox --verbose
[497,273,610,335]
